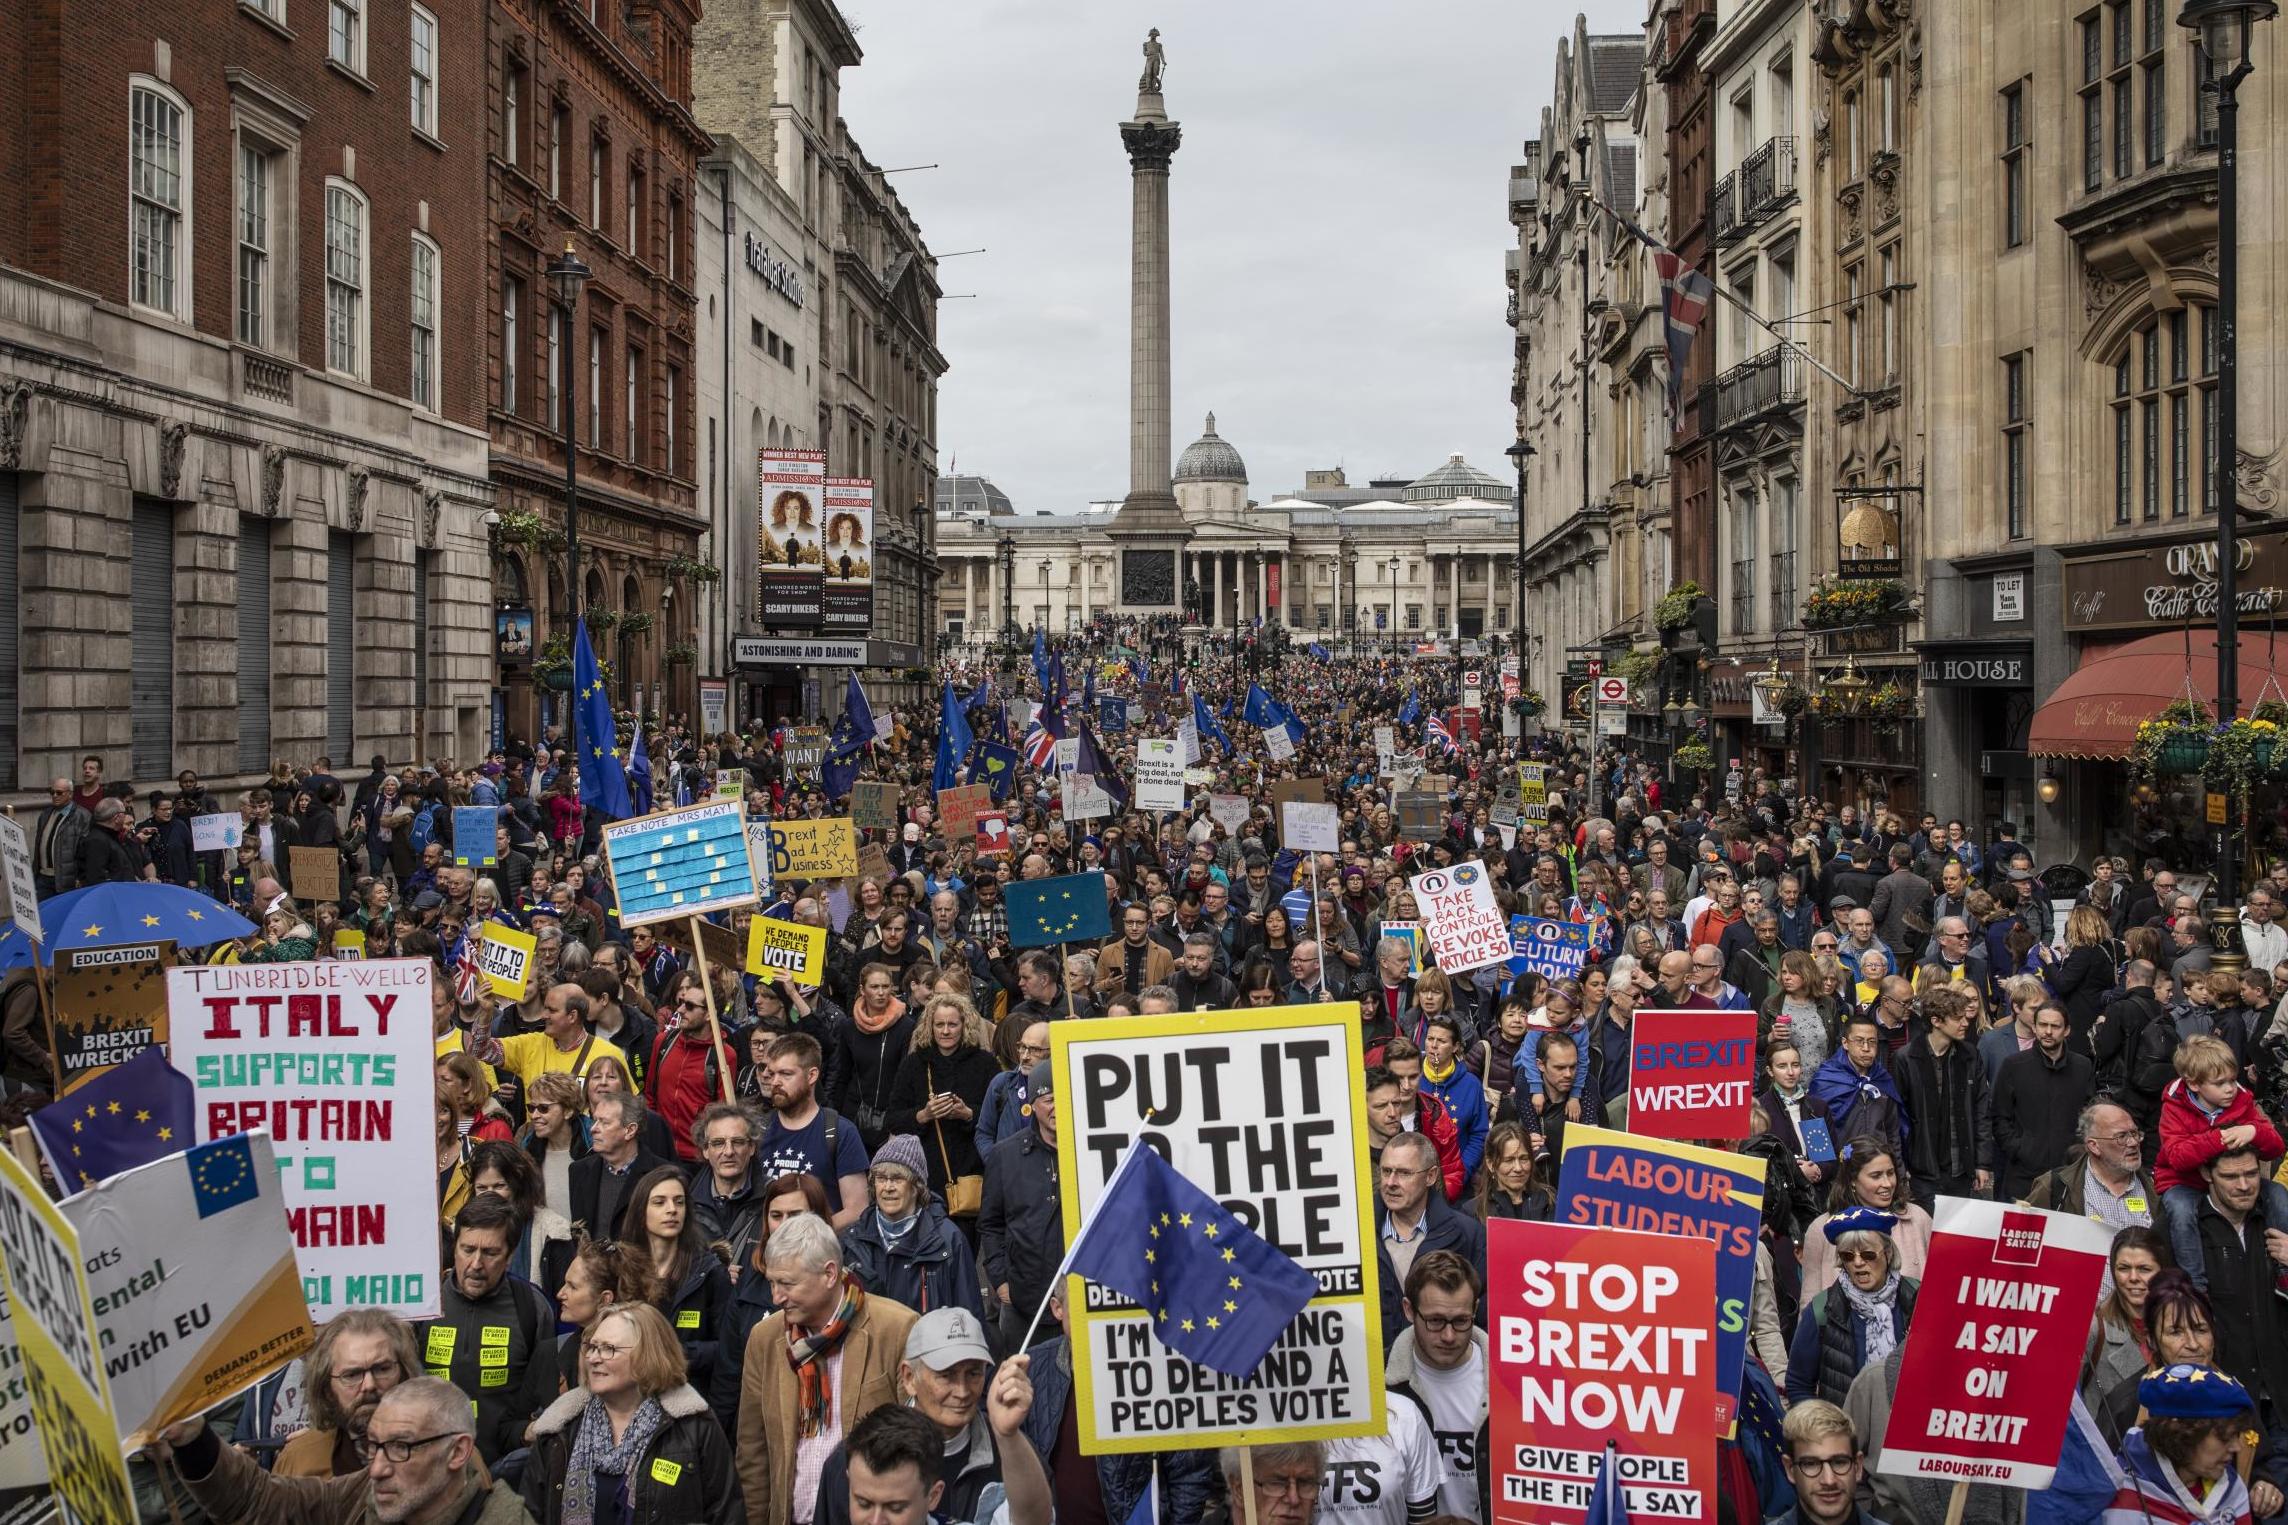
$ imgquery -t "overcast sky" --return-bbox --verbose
[836,1,1642,514]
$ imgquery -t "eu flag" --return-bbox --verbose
[1031,628,1052,694]
[188,1133,261,1218]
[1067,1140,1320,1379]
[1074,721,1129,812]
[29,1047,196,1192]
[1004,871,1112,948]
[1584,1442,1632,1525]
[1397,690,1422,729]
[573,618,633,820]
[934,680,975,795]
[1191,691,1231,755]
[822,674,876,802]
[627,725,655,815]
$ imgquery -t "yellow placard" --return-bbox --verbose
[0,1148,136,1523]
[769,817,859,879]
[333,929,366,960]
[746,916,828,985]
[477,923,538,1002]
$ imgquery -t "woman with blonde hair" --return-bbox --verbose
[437,1051,513,1143]
[523,1303,738,1524]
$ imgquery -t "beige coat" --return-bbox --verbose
[1093,936,1175,996]
[736,1293,918,1525]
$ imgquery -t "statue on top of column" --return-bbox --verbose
[1139,29,1166,94]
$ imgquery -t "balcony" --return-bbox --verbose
[1737,137,1798,232]
[1707,346,1805,432]
[1711,171,1740,246]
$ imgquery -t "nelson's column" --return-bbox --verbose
[1111,29,1191,615]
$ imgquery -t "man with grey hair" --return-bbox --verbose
[273,1306,424,1477]
[568,1088,669,1251]
[2024,1099,2155,1226]
[2170,913,2216,982]
[1373,1132,1485,1349]
[1170,931,1236,1011]
[31,775,88,897]
[1136,983,1179,1015]
[1915,916,1989,994]
[160,1376,524,1523]
[1367,935,1418,1039]
[2243,888,2288,975]
[79,795,154,884]
[1221,1440,1329,1525]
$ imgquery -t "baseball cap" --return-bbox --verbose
[1028,1058,1055,1096]
[905,1307,993,1370]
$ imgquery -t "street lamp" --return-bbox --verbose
[1505,440,1534,648]
[995,530,1016,638]
[546,242,592,627]
[1038,557,1051,633]
[1387,556,1401,659]
[2180,0,2273,910]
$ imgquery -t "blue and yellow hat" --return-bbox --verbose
[2138,1362,2255,1420]
[1822,1207,1900,1243]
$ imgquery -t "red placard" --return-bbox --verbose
[1877,1198,2111,1488]
[1489,1219,1718,1525]
[975,811,1012,860]
[1625,1010,1758,1141]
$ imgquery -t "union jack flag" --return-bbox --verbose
[1023,721,1056,769]
[451,931,484,1006]
[1425,714,1459,757]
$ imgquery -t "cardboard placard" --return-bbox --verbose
[1396,791,1448,841]
[0,816,39,945]
[451,806,498,867]
[1135,737,1186,813]
[1266,776,1327,807]
[1208,793,1252,833]
[851,781,902,832]
[853,842,894,888]
[1410,861,1511,974]
[657,915,743,976]
[1282,801,1341,854]
[189,812,243,855]
[289,845,340,906]
[332,928,366,960]
[745,916,828,985]
[1261,725,1296,763]
[51,941,174,1095]
[937,784,993,840]
[759,817,860,880]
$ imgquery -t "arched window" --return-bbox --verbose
[2109,305,2217,526]
[324,179,371,379]
[129,77,192,319]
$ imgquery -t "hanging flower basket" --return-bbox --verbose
[1674,737,1715,771]
[1654,582,1706,633]
[2206,717,2282,800]
[2130,698,2215,780]
[1800,578,1913,631]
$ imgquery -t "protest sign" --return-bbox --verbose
[1136,738,1186,813]
[1877,1198,2111,1489]
[1396,791,1447,841]
[1261,724,1296,762]
[786,725,829,773]
[1556,1124,1762,1434]
[0,1148,134,1524]
[1055,737,1081,775]
[0,1287,49,1520]
[1282,801,1341,854]
[1054,1003,1382,1453]
[1177,716,1202,767]
[1181,765,1215,786]
[1491,798,1520,830]
[477,922,537,1001]
[0,817,37,947]
[745,916,828,985]
[975,812,1012,860]
[851,781,901,832]
[289,845,340,906]
[715,769,743,801]
[189,812,242,854]
[1410,862,1511,975]
[1061,773,1114,821]
[51,941,173,1095]
[167,959,439,1320]
[657,915,742,975]
[1380,920,1428,976]
[1626,1011,1758,1141]
[855,842,893,886]
[603,801,759,926]
[1517,764,1549,824]
[1507,917,1589,984]
[1267,776,1327,807]
[62,1130,314,1447]
[745,821,775,903]
[937,783,993,840]
[1374,726,1396,776]
[1488,1218,1718,1525]
[332,929,365,960]
[1208,793,1251,834]
[450,806,498,867]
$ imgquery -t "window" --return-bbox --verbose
[502,274,521,413]
[588,327,603,446]
[547,304,561,429]
[323,181,368,378]
[1878,246,1898,384]
[2081,2,2163,189]
[590,138,604,228]
[1877,63,1897,153]
[409,233,438,408]
[2195,44,2220,146]
[2080,14,2105,190]
[236,142,272,345]
[1770,476,1798,631]
[2004,352,2029,538]
[664,193,680,282]
[409,5,437,135]
[2111,306,2217,526]
[1841,89,1861,179]
[504,64,523,167]
[2143,0,2166,165]
[2001,82,2028,248]
[626,161,643,256]
[1844,263,1864,383]
[1729,489,1759,635]
[328,0,363,72]
[664,364,678,473]
[625,345,640,462]
[130,81,189,318]
[1405,605,1422,631]
[550,105,566,197]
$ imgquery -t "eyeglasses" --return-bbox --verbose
[705,1135,756,1151]
[1836,1248,1885,1265]
[1413,1314,1475,1333]
[332,1359,403,1388]
[676,997,709,1012]
[371,1432,460,1464]
[2094,1129,2144,1144]
[1253,1475,1322,1499]
[584,1341,632,1361]
[1789,1455,1856,1477]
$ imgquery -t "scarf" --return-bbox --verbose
[876,1205,922,1253]
[562,1394,670,1525]
[852,996,906,1036]
[786,1276,864,1437]
[1840,1270,1902,1365]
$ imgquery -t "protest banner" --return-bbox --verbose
[715,769,744,802]
[0,1149,134,1524]
[658,915,742,975]
[1054,1003,1382,1453]
[1261,725,1296,762]
[937,783,993,840]
[450,806,498,867]
[1282,801,1341,854]
[0,1287,49,1521]
[0,817,37,947]
[289,845,340,906]
[1061,772,1114,822]
[1135,738,1186,813]
[1181,765,1215,786]
[1374,726,1396,776]
[1208,793,1252,834]
[1396,791,1447,841]
[745,916,828,985]
[476,923,538,1001]
[603,801,759,926]
[1507,917,1589,984]
[1488,1218,1718,1525]
[1410,862,1511,975]
[786,725,829,774]
[51,941,173,1095]
[1517,764,1549,825]
[975,811,1013,860]
[1491,798,1520,830]
[61,1130,313,1448]
[1054,737,1081,775]
[189,812,242,854]
[855,842,894,886]
[1626,1011,1758,1141]
[1267,776,1327,807]
[1877,1198,2111,1489]
[167,959,439,1320]
[1556,1124,1762,1435]
[851,781,902,832]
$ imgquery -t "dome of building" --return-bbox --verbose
[1402,453,1508,504]
[1175,412,1248,484]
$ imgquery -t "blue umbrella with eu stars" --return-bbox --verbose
[37,883,257,964]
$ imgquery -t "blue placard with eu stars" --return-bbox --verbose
[1003,871,1112,948]
[599,800,759,929]
[187,1134,261,1218]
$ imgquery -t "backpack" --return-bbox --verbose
[409,802,439,856]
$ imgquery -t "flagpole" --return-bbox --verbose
[684,914,737,1104]
[1308,851,1327,999]
[1017,1137,1150,1355]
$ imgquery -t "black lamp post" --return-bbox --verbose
[546,243,592,629]
[1506,439,1534,651]
[2181,0,2273,913]
[1038,557,1051,634]
[1387,556,1401,659]
[996,530,1016,638]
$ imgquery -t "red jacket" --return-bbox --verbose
[1409,1090,1467,1203]
[2155,1076,2285,1194]
[646,1025,734,1164]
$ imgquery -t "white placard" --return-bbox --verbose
[1136,738,1186,813]
[1061,774,1113,821]
[1282,800,1341,854]
[166,960,440,1321]
[1409,861,1512,974]
[190,812,243,854]
[1374,726,1396,776]
[0,816,38,944]
[1208,793,1252,834]
[1177,714,1201,766]
[1054,737,1081,775]
[1262,725,1296,763]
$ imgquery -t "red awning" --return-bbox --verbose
[2028,630,2288,759]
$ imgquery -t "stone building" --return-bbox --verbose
[0,0,499,795]
[484,0,708,739]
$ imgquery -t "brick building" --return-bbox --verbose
[0,0,499,795]
[484,0,707,740]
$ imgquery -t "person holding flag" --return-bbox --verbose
[821,674,877,802]
[573,618,632,821]
[1191,689,1231,755]
[935,679,976,794]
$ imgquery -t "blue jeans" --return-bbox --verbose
[2162,1181,2288,1288]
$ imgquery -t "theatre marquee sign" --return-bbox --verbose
[2062,530,2288,632]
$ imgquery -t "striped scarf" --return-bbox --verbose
[785,1276,864,1438]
